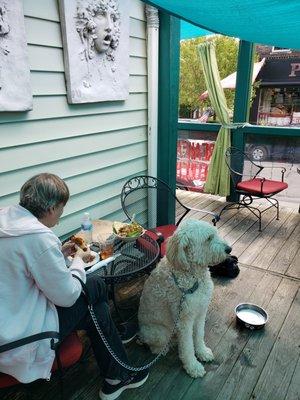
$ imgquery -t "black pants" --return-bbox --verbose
[56,274,130,381]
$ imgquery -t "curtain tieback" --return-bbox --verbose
[221,122,251,130]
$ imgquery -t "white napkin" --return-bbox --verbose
[86,253,121,274]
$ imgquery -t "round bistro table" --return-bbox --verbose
[89,220,160,283]
[88,220,160,319]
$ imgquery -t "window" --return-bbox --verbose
[271,47,291,53]
[256,87,300,127]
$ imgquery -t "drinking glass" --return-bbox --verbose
[98,235,115,260]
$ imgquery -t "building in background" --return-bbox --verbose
[250,46,300,128]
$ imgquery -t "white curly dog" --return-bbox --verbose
[138,219,232,378]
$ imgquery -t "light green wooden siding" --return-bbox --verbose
[0,0,148,238]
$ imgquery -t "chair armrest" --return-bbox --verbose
[260,166,286,170]
[184,206,220,225]
[0,331,60,353]
[257,166,286,181]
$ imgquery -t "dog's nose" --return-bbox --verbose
[225,245,232,254]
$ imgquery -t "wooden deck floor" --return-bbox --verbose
[5,192,300,400]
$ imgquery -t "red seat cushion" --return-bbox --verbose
[52,332,83,371]
[0,332,83,389]
[237,178,288,195]
[146,224,177,257]
[0,373,19,389]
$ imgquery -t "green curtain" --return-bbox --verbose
[198,41,231,196]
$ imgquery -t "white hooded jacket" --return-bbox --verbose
[0,205,86,383]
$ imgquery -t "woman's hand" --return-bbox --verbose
[74,245,91,263]
[61,241,76,258]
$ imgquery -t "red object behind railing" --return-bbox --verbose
[176,139,214,191]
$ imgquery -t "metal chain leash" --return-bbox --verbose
[88,294,186,372]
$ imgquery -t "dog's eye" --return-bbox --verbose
[207,235,213,241]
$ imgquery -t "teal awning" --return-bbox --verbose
[181,21,213,40]
[144,1,300,50]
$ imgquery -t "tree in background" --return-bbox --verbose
[179,35,238,119]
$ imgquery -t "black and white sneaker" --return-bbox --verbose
[99,369,149,400]
[117,322,138,344]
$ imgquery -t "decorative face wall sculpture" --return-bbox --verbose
[0,0,32,111]
[59,0,129,104]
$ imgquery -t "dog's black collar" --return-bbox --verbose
[171,272,199,295]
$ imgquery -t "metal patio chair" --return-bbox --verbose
[120,175,219,257]
[218,147,288,231]
[0,331,83,399]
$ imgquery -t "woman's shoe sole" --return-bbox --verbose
[121,333,137,344]
[99,373,149,400]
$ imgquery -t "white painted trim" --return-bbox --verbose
[146,5,159,178]
[145,5,159,227]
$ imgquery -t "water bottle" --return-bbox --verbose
[80,212,93,244]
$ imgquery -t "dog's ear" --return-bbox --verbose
[166,231,190,272]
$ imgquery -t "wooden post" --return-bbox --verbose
[228,40,255,201]
[157,12,180,225]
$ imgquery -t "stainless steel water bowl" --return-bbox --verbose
[235,303,268,330]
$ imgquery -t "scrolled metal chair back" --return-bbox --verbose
[121,175,189,228]
[225,147,263,187]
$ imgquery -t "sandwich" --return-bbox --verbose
[70,235,88,251]
[69,236,95,264]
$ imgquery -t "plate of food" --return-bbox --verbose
[66,236,100,269]
[113,221,145,242]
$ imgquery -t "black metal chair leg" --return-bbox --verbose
[58,375,64,400]
[218,202,237,220]
[258,208,262,232]
[275,198,279,220]
[55,347,64,400]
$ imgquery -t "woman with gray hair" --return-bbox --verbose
[0,173,148,400]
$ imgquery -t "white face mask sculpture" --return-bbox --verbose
[0,2,32,111]
[76,0,120,64]
[60,0,129,103]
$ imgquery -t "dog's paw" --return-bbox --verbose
[184,360,206,378]
[196,346,214,362]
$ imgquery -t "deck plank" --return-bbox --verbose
[182,199,220,222]
[251,288,300,400]
[230,205,279,258]
[180,195,221,221]
[238,207,292,267]
[215,279,299,400]
[176,192,215,220]
[218,207,257,238]
[202,204,240,228]
[131,267,266,400]
[176,191,203,208]
[286,247,300,279]
[270,219,300,275]
[222,211,258,245]
[284,354,300,400]
[252,212,300,270]
[179,272,286,400]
